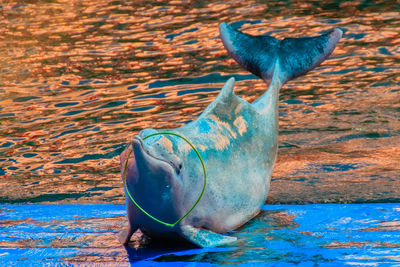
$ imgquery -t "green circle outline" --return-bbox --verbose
[123,132,207,228]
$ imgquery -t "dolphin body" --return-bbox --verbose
[120,23,342,247]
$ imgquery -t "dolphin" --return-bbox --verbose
[119,22,342,247]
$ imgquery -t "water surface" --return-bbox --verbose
[1,203,400,265]
[0,0,399,203]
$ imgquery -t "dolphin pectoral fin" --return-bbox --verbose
[178,225,237,248]
[118,224,138,246]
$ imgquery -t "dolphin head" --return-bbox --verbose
[124,134,184,225]
[131,136,182,189]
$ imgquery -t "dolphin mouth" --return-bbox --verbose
[132,136,177,172]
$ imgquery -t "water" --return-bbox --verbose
[0,0,399,204]
[2,203,400,265]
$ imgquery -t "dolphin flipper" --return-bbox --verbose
[179,225,237,248]
[219,22,342,83]
[119,199,139,245]
[118,224,138,245]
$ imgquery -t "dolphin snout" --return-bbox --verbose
[132,136,143,149]
[132,136,149,162]
[131,135,175,178]
[131,136,149,166]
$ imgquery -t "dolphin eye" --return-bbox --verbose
[170,161,182,174]
[176,164,183,174]
[175,163,182,174]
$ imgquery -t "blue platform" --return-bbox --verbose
[1,204,400,266]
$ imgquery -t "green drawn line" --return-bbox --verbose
[123,132,207,228]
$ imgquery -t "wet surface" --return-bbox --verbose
[0,1,399,204]
[1,204,400,265]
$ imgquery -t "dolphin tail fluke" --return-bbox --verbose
[219,22,342,84]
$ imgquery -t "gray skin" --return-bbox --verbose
[119,22,342,247]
